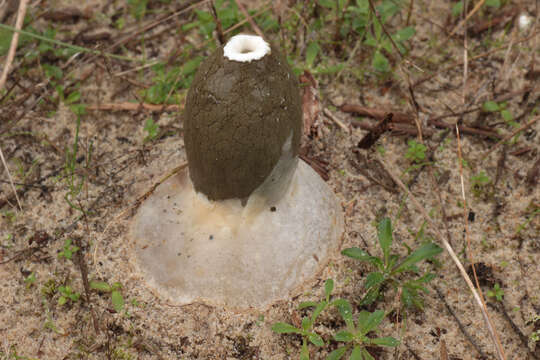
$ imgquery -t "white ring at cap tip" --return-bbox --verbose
[223,34,271,63]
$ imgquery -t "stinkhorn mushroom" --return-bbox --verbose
[130,34,344,310]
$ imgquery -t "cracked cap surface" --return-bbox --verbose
[183,43,302,201]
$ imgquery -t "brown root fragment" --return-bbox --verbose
[357,113,392,149]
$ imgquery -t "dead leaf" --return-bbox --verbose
[43,7,88,22]
[440,339,448,360]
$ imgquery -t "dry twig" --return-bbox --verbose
[0,0,29,90]
[323,108,350,133]
[87,102,182,112]
[341,104,412,123]
[210,1,225,45]
[412,31,538,88]
[0,146,22,211]
[454,125,506,360]
[377,155,506,360]
[482,116,539,160]
[434,285,487,358]
[449,0,486,37]
[357,113,392,149]
[233,0,264,38]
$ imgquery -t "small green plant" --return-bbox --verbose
[90,280,125,313]
[143,59,202,104]
[405,140,427,164]
[182,0,247,40]
[57,285,80,305]
[342,218,442,310]
[514,207,539,236]
[483,100,517,128]
[143,118,159,142]
[1,345,40,360]
[452,0,500,17]
[272,279,400,359]
[112,346,135,360]
[528,314,540,347]
[58,238,79,260]
[127,0,148,20]
[2,26,75,64]
[487,283,504,302]
[328,300,399,360]
[63,106,91,214]
[41,278,57,297]
[305,41,321,68]
[471,171,491,198]
[2,210,16,224]
[272,279,334,359]
[320,0,415,74]
[24,272,36,289]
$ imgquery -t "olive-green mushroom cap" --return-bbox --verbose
[183,35,302,201]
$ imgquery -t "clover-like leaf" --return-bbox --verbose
[308,332,324,347]
[324,279,334,300]
[371,336,400,347]
[333,331,354,342]
[377,218,392,265]
[392,243,442,274]
[333,299,354,329]
[350,346,363,360]
[365,272,384,290]
[111,290,124,313]
[359,310,385,335]
[272,322,302,334]
[326,346,347,360]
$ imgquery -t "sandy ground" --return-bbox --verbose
[0,0,539,359]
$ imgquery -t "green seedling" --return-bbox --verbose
[483,101,517,128]
[272,279,335,360]
[530,330,540,346]
[41,278,57,298]
[144,58,202,104]
[0,22,136,64]
[127,0,148,20]
[24,272,36,289]
[470,171,491,198]
[2,210,16,224]
[453,0,500,17]
[329,301,399,360]
[528,314,540,347]
[2,345,40,360]
[319,0,415,74]
[305,41,321,68]
[363,3,415,73]
[487,283,504,302]
[405,140,427,164]
[143,118,159,142]
[182,0,243,40]
[63,106,91,214]
[90,280,125,313]
[514,207,539,236]
[20,27,77,63]
[58,238,79,260]
[342,218,442,310]
[112,346,135,360]
[58,285,80,305]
